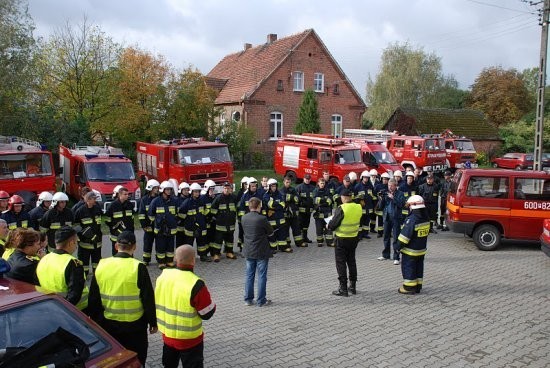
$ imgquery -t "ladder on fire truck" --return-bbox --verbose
[70,145,125,156]
[343,129,396,142]
[284,134,347,146]
[0,135,42,151]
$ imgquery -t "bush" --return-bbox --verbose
[476,151,489,166]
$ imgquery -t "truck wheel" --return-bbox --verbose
[515,165,522,171]
[286,171,297,183]
[492,163,498,168]
[472,224,501,251]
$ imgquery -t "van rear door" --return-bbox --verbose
[509,176,550,240]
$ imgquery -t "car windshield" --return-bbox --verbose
[0,298,110,360]
[177,147,231,164]
[454,140,475,151]
[336,149,361,164]
[372,151,398,164]
[0,153,53,180]
[85,162,135,182]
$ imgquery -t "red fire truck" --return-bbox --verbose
[59,145,141,212]
[386,135,448,173]
[440,129,478,170]
[136,138,234,190]
[343,129,402,175]
[274,134,367,182]
[0,136,56,201]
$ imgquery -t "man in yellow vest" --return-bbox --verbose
[327,188,363,297]
[156,244,216,368]
[36,226,88,311]
[88,231,157,366]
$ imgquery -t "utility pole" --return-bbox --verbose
[533,0,550,170]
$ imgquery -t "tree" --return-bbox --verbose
[466,66,532,126]
[366,42,462,126]
[295,89,321,134]
[499,118,550,153]
[218,120,254,168]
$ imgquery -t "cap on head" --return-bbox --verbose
[117,231,136,245]
[341,188,353,197]
[444,170,452,177]
[55,225,77,244]
[304,174,311,180]
[223,181,231,187]
[343,175,350,182]
[84,191,98,201]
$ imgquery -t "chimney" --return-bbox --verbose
[267,33,277,44]
[244,43,252,51]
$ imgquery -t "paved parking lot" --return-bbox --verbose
[103,229,550,367]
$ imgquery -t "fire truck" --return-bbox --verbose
[343,129,402,175]
[136,138,234,191]
[440,129,478,170]
[59,145,141,212]
[386,135,448,173]
[0,136,56,203]
[274,134,367,182]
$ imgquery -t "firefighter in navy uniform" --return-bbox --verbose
[28,191,53,230]
[40,192,73,251]
[313,178,333,247]
[105,186,135,255]
[73,192,103,273]
[368,169,379,233]
[148,181,178,268]
[399,171,418,218]
[418,173,440,233]
[1,195,30,230]
[237,178,263,230]
[335,175,354,207]
[353,171,374,239]
[439,170,452,231]
[201,180,218,260]
[280,176,303,248]
[210,182,238,261]
[236,176,249,251]
[139,179,160,265]
[295,174,315,244]
[179,183,210,262]
[322,171,338,207]
[263,178,291,253]
[374,172,390,237]
[397,195,431,294]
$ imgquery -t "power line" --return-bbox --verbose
[465,0,537,14]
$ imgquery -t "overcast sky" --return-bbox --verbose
[28,0,543,97]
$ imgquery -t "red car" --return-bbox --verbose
[0,276,141,367]
[491,153,533,170]
[542,219,550,257]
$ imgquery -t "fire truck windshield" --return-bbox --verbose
[336,149,361,164]
[424,139,444,150]
[455,140,475,151]
[372,151,398,164]
[0,153,52,179]
[85,162,135,182]
[177,147,231,165]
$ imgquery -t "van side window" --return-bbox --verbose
[466,176,509,198]
[307,148,318,160]
[515,178,550,201]
[393,140,403,148]
[319,150,331,163]
[445,141,454,149]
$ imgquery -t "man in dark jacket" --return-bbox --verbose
[242,197,274,307]
[377,178,406,264]
[105,186,135,256]
[73,192,103,273]
[210,182,238,260]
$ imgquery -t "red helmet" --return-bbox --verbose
[8,195,24,210]
[0,191,9,200]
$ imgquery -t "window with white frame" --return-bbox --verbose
[331,114,342,138]
[293,71,304,91]
[270,112,283,140]
[314,73,324,92]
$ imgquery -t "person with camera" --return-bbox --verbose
[148,181,178,268]
[377,178,406,265]
[73,191,103,274]
[105,186,135,256]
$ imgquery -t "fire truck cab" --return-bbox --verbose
[343,129,401,175]
[440,130,478,170]
[59,145,141,212]
[136,138,234,191]
[386,135,448,173]
[274,134,367,183]
[0,136,56,202]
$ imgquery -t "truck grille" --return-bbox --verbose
[190,172,228,181]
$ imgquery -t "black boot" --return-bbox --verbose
[348,281,356,295]
[332,282,348,297]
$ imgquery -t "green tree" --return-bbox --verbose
[295,89,320,134]
[499,119,550,154]
[366,42,462,126]
[218,120,254,168]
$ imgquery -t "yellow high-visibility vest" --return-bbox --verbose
[334,202,362,238]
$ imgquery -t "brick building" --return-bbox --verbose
[206,29,366,161]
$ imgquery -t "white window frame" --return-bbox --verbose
[270,112,283,140]
[331,114,342,138]
[314,73,324,92]
[293,71,304,91]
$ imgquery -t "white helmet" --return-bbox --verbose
[405,171,415,177]
[168,178,179,193]
[407,195,425,209]
[190,183,202,191]
[369,169,378,176]
[348,172,357,182]
[113,185,123,197]
[204,179,216,189]
[179,182,190,191]
[393,170,403,178]
[37,191,53,207]
[267,178,278,186]
[248,177,258,185]
[52,192,69,207]
[145,179,160,191]
[241,176,249,185]
[381,172,391,179]
[360,170,370,179]
[159,181,173,192]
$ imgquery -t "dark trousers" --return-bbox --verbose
[426,203,438,228]
[298,210,312,241]
[439,199,447,226]
[107,326,148,366]
[207,224,216,255]
[369,210,377,232]
[213,229,235,254]
[183,234,208,257]
[285,215,302,246]
[156,234,175,265]
[401,254,425,292]
[176,231,186,250]
[360,211,371,235]
[77,245,101,273]
[315,218,333,246]
[237,221,244,250]
[334,236,359,285]
[383,216,401,260]
[268,222,290,250]
[162,341,204,368]
[142,230,155,263]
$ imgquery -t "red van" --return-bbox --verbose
[446,168,550,250]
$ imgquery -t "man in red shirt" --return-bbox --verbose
[155,244,216,368]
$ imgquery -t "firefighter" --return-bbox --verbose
[377,178,406,265]
[73,191,103,273]
[280,175,303,248]
[335,175,354,207]
[210,182,238,260]
[322,170,338,206]
[201,180,218,259]
[238,177,263,219]
[368,169,379,233]
[148,181,178,268]
[353,170,375,239]
[393,170,404,186]
[295,174,315,244]
[263,178,290,253]
[348,171,358,186]
[439,170,453,231]
[105,185,135,256]
[179,183,210,262]
[414,167,426,187]
[28,192,53,230]
[397,195,430,294]
[71,186,92,215]
[418,173,440,233]
[374,172,391,237]
[1,195,30,230]
[40,192,73,251]
[178,182,191,201]
[0,190,9,212]
[399,171,418,218]
[236,176,249,251]
[139,179,160,265]
[313,178,333,247]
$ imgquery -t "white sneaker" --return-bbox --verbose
[393,260,400,265]
[377,256,388,261]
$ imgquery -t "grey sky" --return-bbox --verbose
[28,0,542,97]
